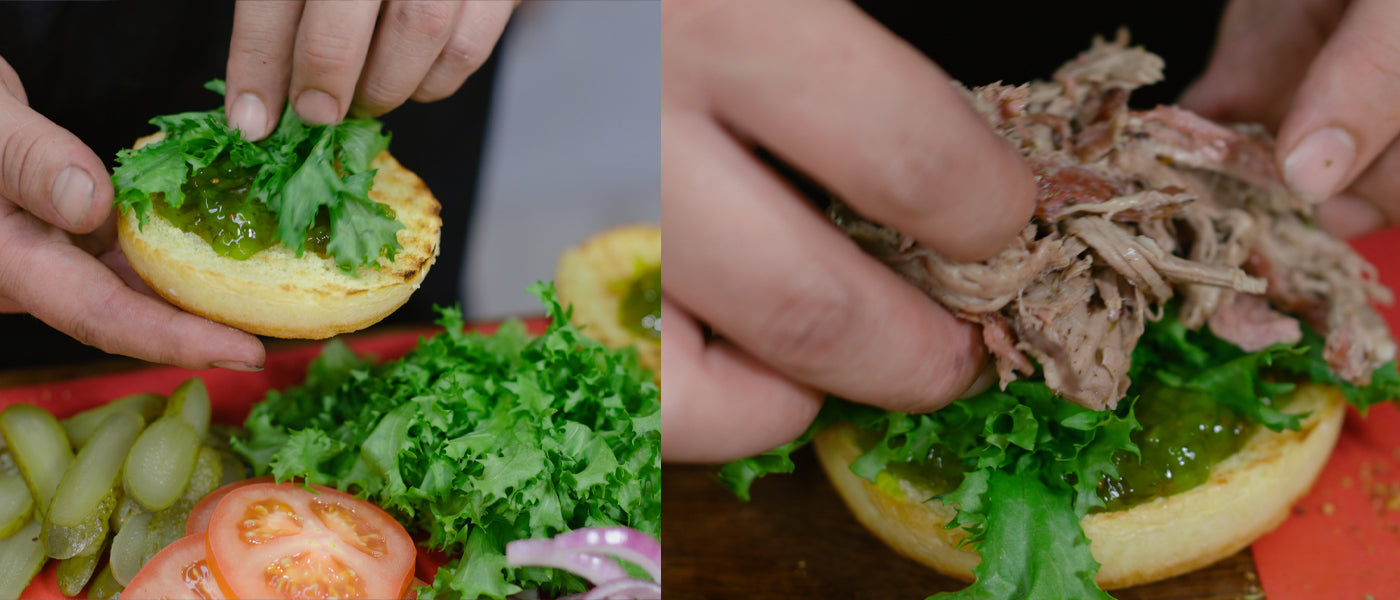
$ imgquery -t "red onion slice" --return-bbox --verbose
[505,526,662,586]
[578,578,662,600]
[505,541,630,586]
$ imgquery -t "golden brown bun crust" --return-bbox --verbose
[555,224,661,377]
[117,133,441,339]
[813,384,1347,590]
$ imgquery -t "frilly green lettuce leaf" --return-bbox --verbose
[232,283,659,600]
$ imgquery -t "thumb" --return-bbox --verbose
[0,56,113,233]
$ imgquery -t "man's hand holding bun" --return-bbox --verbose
[0,56,266,370]
[661,0,1036,463]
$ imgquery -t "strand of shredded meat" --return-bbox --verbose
[831,31,1396,410]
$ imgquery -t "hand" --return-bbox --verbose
[223,0,516,139]
[0,57,265,370]
[661,0,1035,462]
[1181,0,1400,238]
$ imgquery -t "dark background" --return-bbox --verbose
[856,1,1224,108]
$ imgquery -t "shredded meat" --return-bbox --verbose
[1207,294,1301,352]
[829,32,1396,409]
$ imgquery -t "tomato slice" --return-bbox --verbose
[205,482,416,600]
[123,534,229,600]
[186,476,277,536]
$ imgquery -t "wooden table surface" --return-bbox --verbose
[662,447,1263,600]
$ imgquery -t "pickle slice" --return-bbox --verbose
[50,411,143,527]
[0,404,73,518]
[41,488,114,559]
[163,378,211,438]
[217,449,249,485]
[86,562,124,600]
[109,510,151,586]
[0,518,45,600]
[123,417,200,511]
[55,537,107,597]
[61,392,164,450]
[0,446,17,477]
[0,474,32,539]
[111,492,145,534]
[146,446,224,558]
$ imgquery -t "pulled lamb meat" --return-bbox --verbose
[832,32,1395,410]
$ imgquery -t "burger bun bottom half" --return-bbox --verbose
[813,384,1345,589]
[118,133,442,339]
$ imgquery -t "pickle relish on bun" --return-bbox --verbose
[112,80,440,339]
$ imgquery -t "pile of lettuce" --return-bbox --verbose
[232,283,661,599]
[112,80,402,271]
[722,310,1400,599]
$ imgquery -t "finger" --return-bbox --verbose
[225,0,304,140]
[351,0,459,116]
[664,109,988,415]
[409,0,514,104]
[1276,0,1400,203]
[0,65,112,233]
[0,56,25,105]
[672,0,1034,262]
[0,206,265,370]
[660,297,823,463]
[1177,0,1341,127]
[289,0,381,125]
[1316,135,1400,238]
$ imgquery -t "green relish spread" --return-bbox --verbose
[113,79,401,271]
[863,383,1262,512]
[618,265,661,339]
[154,154,333,260]
[1094,384,1252,512]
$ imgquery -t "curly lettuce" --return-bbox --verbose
[232,283,661,599]
[722,308,1400,599]
[112,80,400,271]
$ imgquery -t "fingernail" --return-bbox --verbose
[228,93,269,140]
[1284,127,1355,202]
[51,166,94,228]
[212,360,263,372]
[1315,193,1386,239]
[294,89,340,125]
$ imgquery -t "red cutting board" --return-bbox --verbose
[0,318,547,600]
[1252,228,1400,600]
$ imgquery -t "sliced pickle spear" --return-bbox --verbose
[55,537,107,597]
[123,417,200,511]
[41,488,115,559]
[0,518,45,600]
[61,392,164,450]
[163,378,211,438]
[111,492,145,534]
[146,446,224,558]
[0,404,73,518]
[86,562,124,600]
[109,510,152,586]
[217,449,249,485]
[0,446,17,477]
[50,411,143,527]
[0,474,32,539]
